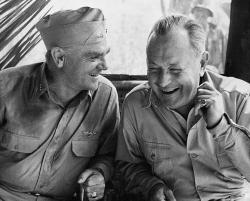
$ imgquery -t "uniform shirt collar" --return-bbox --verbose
[38,62,93,105]
[142,83,157,108]
[143,87,153,108]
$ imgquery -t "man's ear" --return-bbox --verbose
[50,47,65,68]
[200,51,209,77]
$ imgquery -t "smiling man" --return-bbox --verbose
[0,7,119,201]
[116,15,250,201]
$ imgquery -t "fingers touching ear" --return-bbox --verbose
[51,47,65,68]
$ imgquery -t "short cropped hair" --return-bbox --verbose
[147,15,206,56]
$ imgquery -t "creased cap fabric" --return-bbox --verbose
[36,7,107,50]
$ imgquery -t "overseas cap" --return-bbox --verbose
[36,7,106,50]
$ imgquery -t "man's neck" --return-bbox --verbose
[45,66,81,106]
[175,101,195,120]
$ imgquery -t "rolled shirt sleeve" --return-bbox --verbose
[208,94,250,181]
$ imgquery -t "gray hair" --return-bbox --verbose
[147,15,206,56]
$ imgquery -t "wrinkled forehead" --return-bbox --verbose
[72,40,110,58]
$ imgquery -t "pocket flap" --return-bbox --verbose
[143,142,172,161]
[72,140,98,157]
[0,130,41,153]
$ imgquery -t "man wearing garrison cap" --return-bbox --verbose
[0,7,119,201]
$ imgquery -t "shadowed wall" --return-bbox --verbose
[225,0,250,82]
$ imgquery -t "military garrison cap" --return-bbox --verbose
[36,7,106,49]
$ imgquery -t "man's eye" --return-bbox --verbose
[84,56,98,62]
[148,68,159,73]
[91,56,99,60]
[170,69,182,74]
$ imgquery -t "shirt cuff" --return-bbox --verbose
[207,113,231,138]
[145,178,166,199]
[147,182,168,198]
[90,162,112,182]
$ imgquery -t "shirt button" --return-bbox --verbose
[190,153,198,159]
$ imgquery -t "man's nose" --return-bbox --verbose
[157,72,172,88]
[97,58,108,71]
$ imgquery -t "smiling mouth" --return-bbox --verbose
[161,88,179,95]
[89,73,99,77]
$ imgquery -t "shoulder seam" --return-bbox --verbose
[219,88,249,97]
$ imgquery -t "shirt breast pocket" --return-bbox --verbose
[0,128,41,153]
[215,138,234,169]
[143,142,173,177]
[71,130,99,158]
[71,139,98,157]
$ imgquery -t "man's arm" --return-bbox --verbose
[197,81,250,180]
[89,86,120,181]
[208,94,250,181]
[78,86,120,200]
[116,160,167,200]
[116,98,174,201]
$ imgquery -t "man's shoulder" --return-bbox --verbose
[124,82,150,106]
[98,75,117,91]
[97,75,119,100]
[0,63,42,81]
[0,63,43,96]
[209,71,250,95]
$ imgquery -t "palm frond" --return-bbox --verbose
[0,0,52,70]
[0,25,41,69]
[0,0,33,26]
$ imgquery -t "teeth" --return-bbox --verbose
[162,88,178,94]
[163,89,174,93]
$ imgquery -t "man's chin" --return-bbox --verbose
[159,98,183,109]
[158,96,176,104]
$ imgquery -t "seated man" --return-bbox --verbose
[0,7,119,201]
[116,15,250,201]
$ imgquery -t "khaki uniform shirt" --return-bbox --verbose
[116,70,250,201]
[0,63,119,201]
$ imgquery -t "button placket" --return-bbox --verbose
[34,109,69,191]
[150,151,156,174]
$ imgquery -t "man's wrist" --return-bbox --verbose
[207,115,223,129]
[92,167,105,178]
[148,183,165,199]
